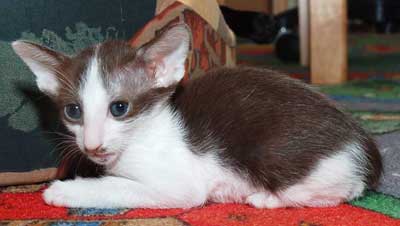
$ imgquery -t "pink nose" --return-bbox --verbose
[85,145,102,154]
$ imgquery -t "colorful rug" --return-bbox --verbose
[0,184,399,225]
[319,79,400,134]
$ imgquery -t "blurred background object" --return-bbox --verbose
[220,0,400,83]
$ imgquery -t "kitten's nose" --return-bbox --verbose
[83,122,104,155]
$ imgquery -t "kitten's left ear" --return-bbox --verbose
[138,24,190,87]
[12,41,69,96]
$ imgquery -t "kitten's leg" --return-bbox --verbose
[245,190,344,209]
[244,179,355,209]
[246,144,367,209]
[245,192,284,209]
[43,176,206,208]
[275,145,366,208]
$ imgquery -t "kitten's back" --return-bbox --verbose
[171,67,382,191]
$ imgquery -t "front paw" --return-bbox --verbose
[43,180,79,207]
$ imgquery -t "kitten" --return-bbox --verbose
[12,24,382,209]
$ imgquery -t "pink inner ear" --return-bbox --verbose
[143,56,166,80]
[146,61,158,79]
[136,24,189,83]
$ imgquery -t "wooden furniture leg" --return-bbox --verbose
[309,0,348,84]
[299,0,310,66]
[272,0,288,15]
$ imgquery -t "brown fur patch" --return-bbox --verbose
[171,67,382,191]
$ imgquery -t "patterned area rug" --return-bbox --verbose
[319,79,400,134]
[0,184,399,225]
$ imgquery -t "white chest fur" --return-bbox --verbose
[107,103,256,207]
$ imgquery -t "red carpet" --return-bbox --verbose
[1,184,399,225]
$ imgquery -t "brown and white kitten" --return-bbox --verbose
[12,24,382,209]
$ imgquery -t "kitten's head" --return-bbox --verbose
[13,24,190,165]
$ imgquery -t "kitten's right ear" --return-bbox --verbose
[12,41,69,96]
[137,24,190,88]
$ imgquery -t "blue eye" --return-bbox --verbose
[110,101,129,118]
[64,104,82,121]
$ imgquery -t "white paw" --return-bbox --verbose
[43,180,79,207]
[245,192,284,209]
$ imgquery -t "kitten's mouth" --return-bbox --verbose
[88,152,117,164]
[90,152,115,158]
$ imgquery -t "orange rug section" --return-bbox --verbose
[0,184,399,225]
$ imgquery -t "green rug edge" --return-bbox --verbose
[350,191,400,218]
